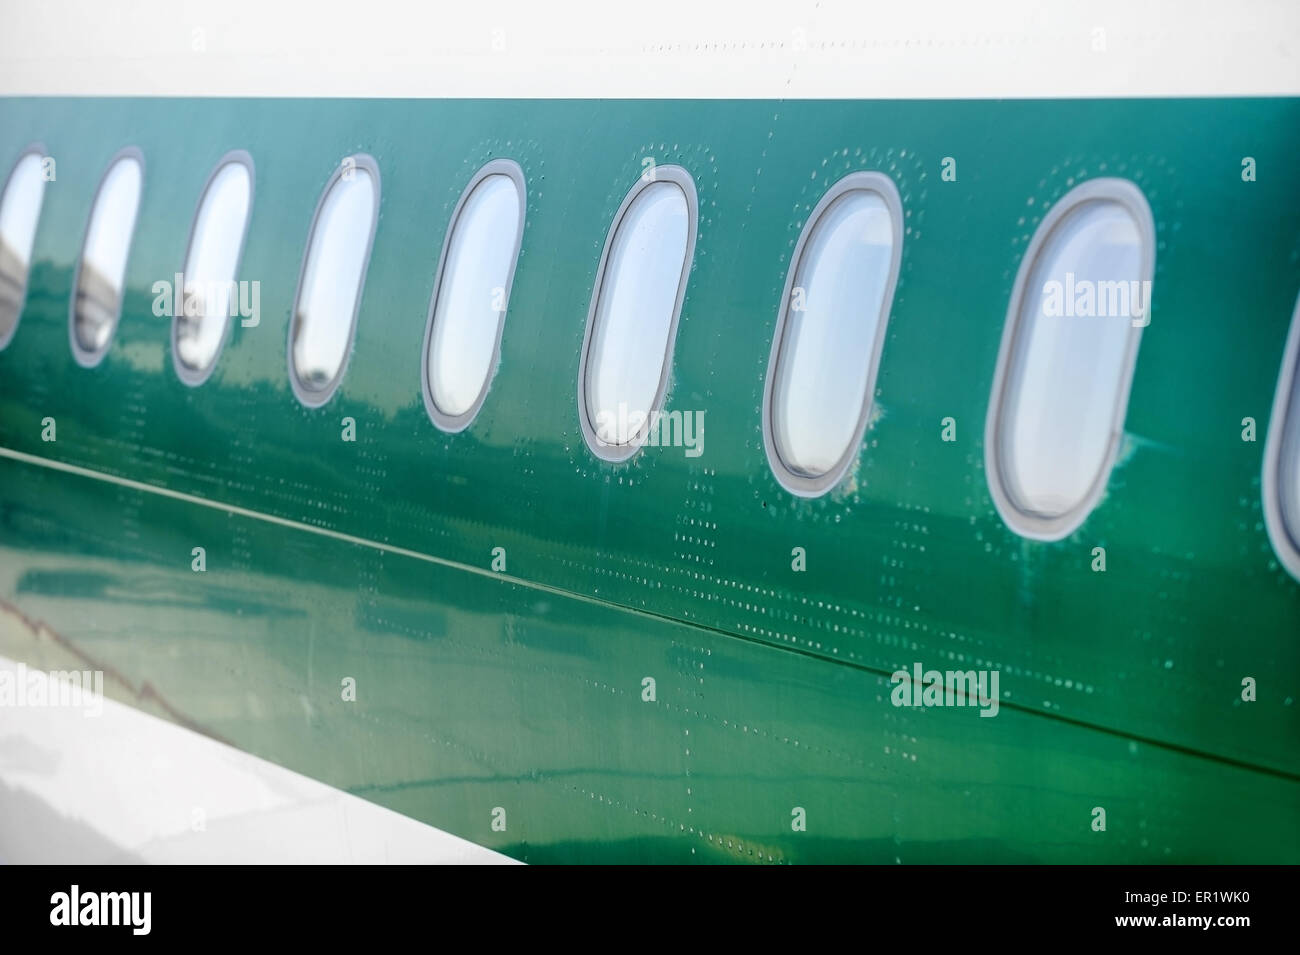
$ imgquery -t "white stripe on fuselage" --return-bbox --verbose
[0,0,1296,98]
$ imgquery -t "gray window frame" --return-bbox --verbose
[761,170,904,498]
[286,153,381,409]
[420,158,526,433]
[0,141,49,351]
[68,146,145,368]
[1262,291,1300,581]
[577,164,698,463]
[983,177,1155,541]
[172,149,256,387]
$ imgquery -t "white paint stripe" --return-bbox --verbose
[0,0,1296,98]
[0,654,519,863]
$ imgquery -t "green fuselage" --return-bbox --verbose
[0,97,1297,862]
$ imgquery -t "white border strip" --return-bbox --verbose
[0,0,1297,98]
[0,653,518,863]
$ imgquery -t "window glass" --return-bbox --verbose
[73,153,143,362]
[767,177,900,493]
[988,179,1153,539]
[583,174,694,457]
[1279,357,1300,548]
[175,156,253,381]
[290,159,378,404]
[0,149,48,347]
[424,165,524,428]
[1264,295,1300,579]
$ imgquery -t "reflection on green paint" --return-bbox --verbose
[0,97,1297,862]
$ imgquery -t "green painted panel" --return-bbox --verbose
[0,97,1297,862]
[0,456,1294,862]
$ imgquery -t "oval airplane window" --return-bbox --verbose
[763,171,903,497]
[0,146,49,349]
[288,156,380,407]
[71,150,144,366]
[985,178,1155,540]
[1263,293,1300,580]
[422,160,525,431]
[579,167,696,461]
[174,153,254,385]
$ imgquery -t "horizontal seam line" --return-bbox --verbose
[2,443,1296,784]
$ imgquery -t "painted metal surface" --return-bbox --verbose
[0,97,1297,862]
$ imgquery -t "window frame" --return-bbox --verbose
[0,141,49,351]
[172,149,256,387]
[761,170,904,498]
[419,158,526,433]
[286,153,381,409]
[983,176,1156,541]
[68,145,145,368]
[1262,291,1300,581]
[577,164,698,463]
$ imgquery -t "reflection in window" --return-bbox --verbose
[289,158,379,406]
[764,172,902,496]
[0,148,48,348]
[72,151,143,364]
[423,162,524,430]
[987,179,1154,540]
[1280,369,1300,559]
[1264,294,1300,580]
[175,155,253,383]
[581,169,695,460]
